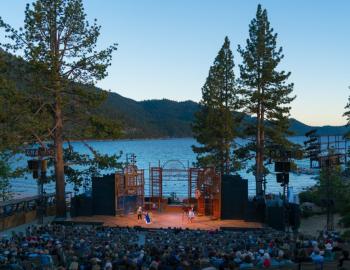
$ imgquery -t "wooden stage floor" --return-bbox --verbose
[70,212,263,230]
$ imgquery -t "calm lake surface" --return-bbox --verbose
[11,137,318,198]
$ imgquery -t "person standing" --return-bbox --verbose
[145,211,151,224]
[137,206,143,220]
[188,207,195,223]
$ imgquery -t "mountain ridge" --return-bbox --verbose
[101,90,349,138]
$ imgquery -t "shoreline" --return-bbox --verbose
[30,135,323,144]
[66,136,194,143]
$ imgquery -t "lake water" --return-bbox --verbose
[10,137,318,198]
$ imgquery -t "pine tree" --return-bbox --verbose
[343,86,350,127]
[192,37,241,174]
[238,4,295,196]
[0,0,118,217]
[0,53,28,200]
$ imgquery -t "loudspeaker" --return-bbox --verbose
[276,173,289,184]
[275,161,290,172]
[33,170,39,179]
[28,160,39,170]
[221,174,248,220]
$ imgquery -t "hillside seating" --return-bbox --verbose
[279,264,299,270]
[340,260,350,269]
[300,262,322,270]
[21,260,34,270]
[323,261,339,270]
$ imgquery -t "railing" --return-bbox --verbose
[0,192,72,231]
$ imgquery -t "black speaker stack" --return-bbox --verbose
[275,161,290,185]
[221,174,248,220]
[71,174,116,217]
[92,174,116,215]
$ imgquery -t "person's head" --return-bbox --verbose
[105,261,112,270]
[235,251,241,258]
[263,253,270,260]
[243,255,252,264]
[278,250,284,258]
[299,248,308,257]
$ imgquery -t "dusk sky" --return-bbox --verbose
[1,0,349,126]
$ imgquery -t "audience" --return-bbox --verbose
[0,224,348,269]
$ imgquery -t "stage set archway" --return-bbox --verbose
[149,160,221,219]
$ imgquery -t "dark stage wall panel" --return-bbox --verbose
[70,195,93,217]
[221,175,248,220]
[92,174,116,215]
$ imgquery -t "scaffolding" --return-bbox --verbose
[189,167,201,203]
[196,167,221,219]
[115,164,144,215]
[304,133,348,231]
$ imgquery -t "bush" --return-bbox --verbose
[339,213,350,228]
[300,207,314,218]
[299,188,321,206]
[342,229,350,239]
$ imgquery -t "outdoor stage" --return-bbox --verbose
[70,211,263,230]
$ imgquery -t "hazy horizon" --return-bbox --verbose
[1,0,349,126]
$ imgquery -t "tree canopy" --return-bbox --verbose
[0,0,118,216]
[192,37,242,174]
[237,4,295,195]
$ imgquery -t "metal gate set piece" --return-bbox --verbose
[149,160,221,218]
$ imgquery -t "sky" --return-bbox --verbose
[0,0,349,126]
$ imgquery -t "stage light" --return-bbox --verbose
[274,161,291,173]
[27,160,39,170]
[276,173,289,184]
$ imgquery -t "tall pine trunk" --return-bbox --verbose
[256,94,263,196]
[54,95,66,217]
[51,3,66,217]
[256,92,265,196]
[225,142,230,175]
[259,103,265,196]
[224,75,230,175]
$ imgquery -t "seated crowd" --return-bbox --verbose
[0,224,349,269]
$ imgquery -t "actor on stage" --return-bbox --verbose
[137,206,143,220]
[145,211,151,224]
[188,206,195,223]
